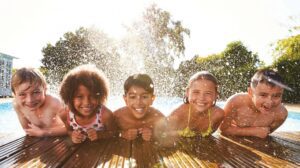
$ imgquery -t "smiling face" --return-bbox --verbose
[123,85,155,119]
[14,82,46,112]
[186,79,217,113]
[72,85,99,118]
[249,82,283,114]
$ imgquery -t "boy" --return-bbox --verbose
[220,69,288,138]
[113,74,165,141]
[11,67,67,137]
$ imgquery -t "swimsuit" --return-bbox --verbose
[178,104,213,138]
[68,106,105,135]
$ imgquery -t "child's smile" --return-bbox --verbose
[73,85,98,117]
[124,86,154,119]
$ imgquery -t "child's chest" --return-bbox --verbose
[119,117,155,130]
[24,110,54,128]
[235,108,274,127]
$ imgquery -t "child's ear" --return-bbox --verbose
[248,87,253,97]
[123,94,128,105]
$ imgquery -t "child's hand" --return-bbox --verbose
[120,129,138,140]
[139,128,152,141]
[87,128,98,141]
[71,130,86,144]
[256,127,270,138]
[25,123,44,137]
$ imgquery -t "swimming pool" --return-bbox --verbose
[1,97,299,145]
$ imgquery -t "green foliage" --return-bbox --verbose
[272,34,300,103]
[41,27,120,93]
[175,41,261,100]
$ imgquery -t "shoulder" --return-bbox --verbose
[276,104,288,120]
[169,103,188,117]
[113,107,129,117]
[149,107,165,118]
[45,94,64,109]
[212,106,225,118]
[224,93,250,110]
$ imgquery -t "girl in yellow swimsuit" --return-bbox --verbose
[168,71,224,138]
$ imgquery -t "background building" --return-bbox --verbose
[0,52,16,97]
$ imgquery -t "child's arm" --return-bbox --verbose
[13,101,30,130]
[220,100,270,138]
[269,107,288,133]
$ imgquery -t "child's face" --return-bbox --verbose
[14,82,46,112]
[186,79,217,113]
[73,85,99,117]
[123,85,155,119]
[249,82,283,114]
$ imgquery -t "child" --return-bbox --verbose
[11,67,67,137]
[167,71,224,138]
[220,69,288,138]
[114,74,165,141]
[59,65,116,144]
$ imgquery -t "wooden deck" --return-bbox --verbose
[0,132,299,168]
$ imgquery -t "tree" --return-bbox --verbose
[122,4,190,96]
[41,27,121,94]
[272,34,300,103]
[174,41,261,100]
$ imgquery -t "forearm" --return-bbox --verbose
[42,125,68,136]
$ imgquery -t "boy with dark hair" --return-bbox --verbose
[114,74,165,141]
[220,69,289,138]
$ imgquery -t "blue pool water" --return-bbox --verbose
[1,98,299,145]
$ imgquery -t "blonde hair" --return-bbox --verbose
[11,67,47,94]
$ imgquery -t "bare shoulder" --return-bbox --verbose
[149,107,165,118]
[45,94,63,109]
[276,104,288,120]
[168,104,187,117]
[113,107,129,118]
[225,93,249,107]
[212,106,225,117]
[101,105,114,118]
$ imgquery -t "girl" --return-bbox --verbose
[59,64,116,144]
[168,71,224,138]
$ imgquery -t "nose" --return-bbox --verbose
[25,94,34,103]
[83,96,91,105]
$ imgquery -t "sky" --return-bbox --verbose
[0,0,300,68]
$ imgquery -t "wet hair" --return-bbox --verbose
[124,74,154,95]
[11,67,47,94]
[250,69,285,89]
[59,64,109,115]
[184,71,218,104]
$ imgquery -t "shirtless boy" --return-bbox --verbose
[113,74,165,141]
[11,67,67,137]
[220,69,288,138]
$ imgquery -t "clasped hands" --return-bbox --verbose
[119,128,152,141]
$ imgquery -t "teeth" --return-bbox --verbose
[135,108,143,113]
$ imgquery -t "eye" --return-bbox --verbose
[142,95,151,99]
[18,93,26,97]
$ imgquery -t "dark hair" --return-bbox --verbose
[184,71,218,104]
[11,67,47,94]
[250,69,285,88]
[124,74,154,95]
[59,64,109,115]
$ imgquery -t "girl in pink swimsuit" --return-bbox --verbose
[59,64,116,144]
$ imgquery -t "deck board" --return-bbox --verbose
[0,132,299,167]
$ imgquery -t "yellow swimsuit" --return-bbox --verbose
[178,104,213,138]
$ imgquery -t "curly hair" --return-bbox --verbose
[59,64,109,114]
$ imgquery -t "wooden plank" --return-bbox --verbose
[220,134,300,167]
[0,136,74,167]
[131,138,162,168]
[0,136,40,162]
[96,138,131,168]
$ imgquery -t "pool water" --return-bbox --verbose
[1,97,299,145]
